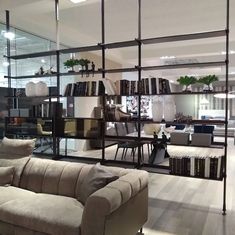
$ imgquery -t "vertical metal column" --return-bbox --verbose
[5,10,12,116]
[223,0,230,215]
[101,0,106,163]
[137,0,142,167]
[53,0,60,157]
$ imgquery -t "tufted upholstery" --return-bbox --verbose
[1,157,148,235]
[20,158,131,201]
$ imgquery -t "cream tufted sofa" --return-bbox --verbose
[0,156,148,235]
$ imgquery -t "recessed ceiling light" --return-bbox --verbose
[160,56,176,60]
[70,0,87,3]
[41,59,46,63]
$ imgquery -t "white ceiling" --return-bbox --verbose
[0,0,235,80]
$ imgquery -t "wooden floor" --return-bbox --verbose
[144,137,235,235]
[35,137,234,235]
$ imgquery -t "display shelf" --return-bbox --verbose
[54,136,102,140]
[142,165,223,181]
[60,44,102,54]
[5,95,61,98]
[101,39,139,49]
[60,70,102,76]
[104,91,226,97]
[140,119,226,125]
[141,61,226,71]
[6,50,57,60]
[59,117,102,120]
[4,73,58,79]
[103,67,138,73]
[141,30,226,45]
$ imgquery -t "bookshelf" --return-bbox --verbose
[4,0,229,214]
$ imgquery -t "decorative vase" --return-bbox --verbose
[25,82,36,97]
[163,96,176,122]
[152,96,163,122]
[35,81,49,96]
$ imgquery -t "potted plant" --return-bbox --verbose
[64,58,80,72]
[198,75,219,92]
[177,76,197,92]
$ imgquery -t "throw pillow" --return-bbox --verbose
[80,163,119,205]
[0,137,36,156]
[0,166,14,186]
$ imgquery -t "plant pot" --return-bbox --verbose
[202,84,213,92]
[182,85,192,92]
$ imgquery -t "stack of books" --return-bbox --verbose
[168,146,224,179]
[64,81,105,96]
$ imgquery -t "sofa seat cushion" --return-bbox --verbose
[0,186,36,206]
[0,189,83,235]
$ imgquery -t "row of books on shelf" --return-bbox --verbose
[169,156,223,179]
[63,77,171,96]
[32,103,63,117]
[104,77,171,95]
[64,81,105,96]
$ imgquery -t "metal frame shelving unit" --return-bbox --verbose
[4,0,229,214]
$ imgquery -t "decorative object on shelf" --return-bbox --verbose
[143,124,161,135]
[163,96,176,122]
[175,112,193,123]
[25,82,36,97]
[177,76,197,92]
[91,61,95,77]
[35,81,49,96]
[64,58,80,72]
[35,66,45,75]
[198,75,218,92]
[78,58,91,77]
[15,88,26,97]
[152,96,163,122]
[45,66,56,75]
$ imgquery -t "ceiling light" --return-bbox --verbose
[214,93,235,99]
[3,32,15,40]
[70,0,87,3]
[41,59,46,63]
[221,50,235,55]
[160,56,176,60]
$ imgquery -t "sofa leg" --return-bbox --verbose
[136,227,144,235]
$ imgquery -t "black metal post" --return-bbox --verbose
[53,0,60,157]
[137,0,142,168]
[101,0,106,163]
[223,0,230,215]
[5,10,12,116]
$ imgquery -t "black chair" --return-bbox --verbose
[114,123,143,162]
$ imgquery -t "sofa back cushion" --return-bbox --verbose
[0,166,14,186]
[0,153,30,187]
[20,158,129,200]
[0,137,36,156]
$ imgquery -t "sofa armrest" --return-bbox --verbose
[81,170,148,235]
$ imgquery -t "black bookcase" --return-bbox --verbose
[3,0,230,214]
